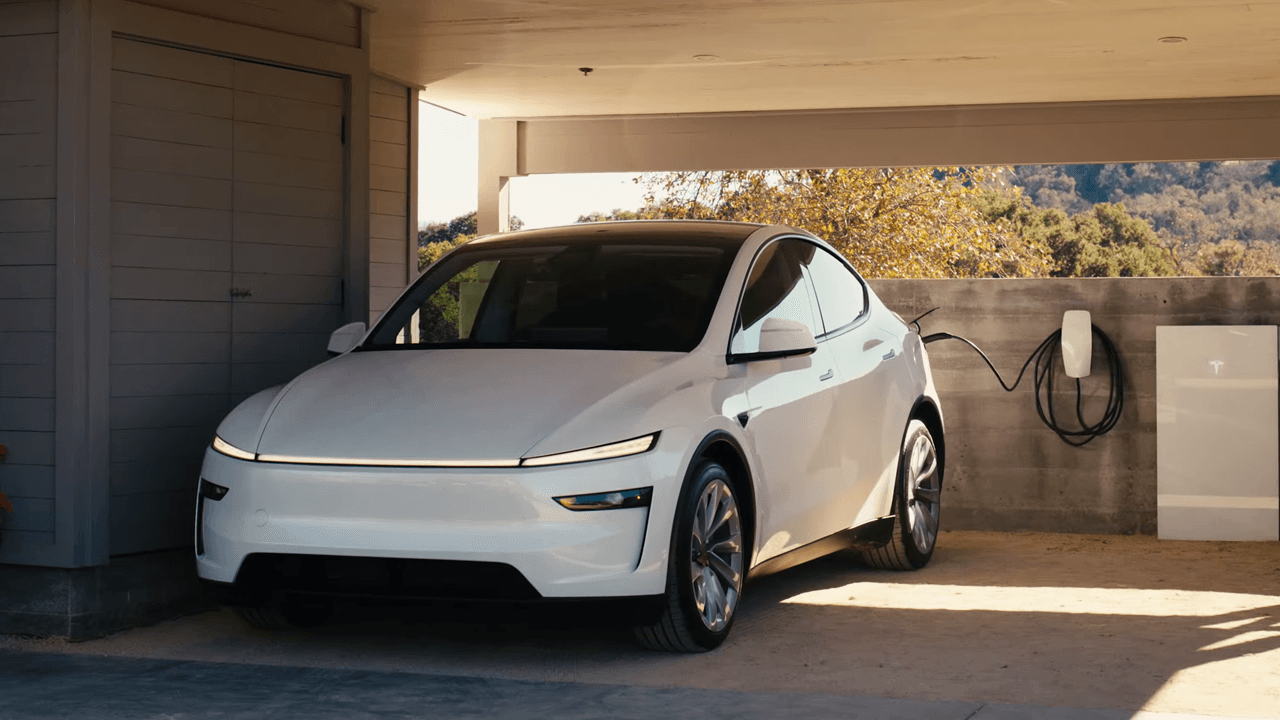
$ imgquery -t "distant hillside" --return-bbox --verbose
[1006,162,1280,276]
[1008,162,1280,274]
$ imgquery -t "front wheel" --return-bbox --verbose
[634,460,745,652]
[861,419,942,570]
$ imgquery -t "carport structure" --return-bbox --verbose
[2,0,1279,637]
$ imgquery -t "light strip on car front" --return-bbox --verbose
[212,436,257,461]
[253,454,522,468]
[520,433,659,468]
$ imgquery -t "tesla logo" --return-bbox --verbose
[1209,360,1225,375]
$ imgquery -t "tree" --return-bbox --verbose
[1193,239,1280,276]
[419,211,478,248]
[577,209,645,223]
[978,191,1178,277]
[1008,161,1280,276]
[1010,165,1092,214]
[1063,203,1179,277]
[639,168,1049,278]
[419,235,472,271]
[417,211,523,271]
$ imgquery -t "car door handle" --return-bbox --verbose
[862,338,883,351]
[882,349,895,361]
[819,369,834,381]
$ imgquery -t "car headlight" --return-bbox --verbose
[520,432,659,468]
[212,435,257,461]
[554,487,652,511]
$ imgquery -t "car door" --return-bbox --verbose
[731,239,845,563]
[801,244,902,528]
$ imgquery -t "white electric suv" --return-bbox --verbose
[196,220,945,652]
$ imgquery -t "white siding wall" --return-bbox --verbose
[0,0,59,551]
[368,76,409,323]
[108,38,343,555]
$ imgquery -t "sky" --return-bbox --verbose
[417,102,648,230]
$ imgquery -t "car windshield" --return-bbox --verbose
[363,238,738,352]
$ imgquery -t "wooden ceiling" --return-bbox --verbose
[365,0,1280,119]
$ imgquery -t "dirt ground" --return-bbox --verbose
[4,531,1279,718]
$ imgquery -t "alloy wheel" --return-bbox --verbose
[689,478,743,633]
[904,432,941,553]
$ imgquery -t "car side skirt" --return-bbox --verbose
[745,515,895,582]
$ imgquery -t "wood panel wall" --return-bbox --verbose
[368,75,409,323]
[0,0,59,553]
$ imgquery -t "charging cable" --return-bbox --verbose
[912,310,1124,447]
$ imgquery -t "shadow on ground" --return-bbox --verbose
[4,531,1278,718]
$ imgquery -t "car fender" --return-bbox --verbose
[628,402,762,583]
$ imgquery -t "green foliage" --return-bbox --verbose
[1192,239,1280,277]
[419,212,478,248]
[1011,162,1280,276]
[577,209,645,223]
[418,235,471,271]
[417,211,524,271]
[1063,203,1179,277]
[977,191,1177,277]
[418,212,522,250]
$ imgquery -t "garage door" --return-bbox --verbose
[109,37,344,555]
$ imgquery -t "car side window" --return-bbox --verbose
[802,243,867,335]
[730,239,821,355]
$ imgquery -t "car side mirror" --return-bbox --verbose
[728,318,818,364]
[327,322,367,356]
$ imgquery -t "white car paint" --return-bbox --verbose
[196,222,941,603]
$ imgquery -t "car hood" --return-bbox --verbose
[249,348,683,464]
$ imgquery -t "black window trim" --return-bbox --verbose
[725,234,837,365]
[799,238,871,341]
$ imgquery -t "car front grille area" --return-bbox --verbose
[233,554,542,601]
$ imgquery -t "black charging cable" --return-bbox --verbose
[912,310,1124,447]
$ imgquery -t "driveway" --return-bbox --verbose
[3,531,1278,719]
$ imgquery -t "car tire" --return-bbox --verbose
[236,598,332,630]
[634,460,745,652]
[861,419,942,571]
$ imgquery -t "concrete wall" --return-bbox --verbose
[869,276,1280,535]
[0,549,203,637]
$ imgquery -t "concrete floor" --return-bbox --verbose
[2,531,1278,720]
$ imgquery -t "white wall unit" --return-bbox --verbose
[1156,325,1280,541]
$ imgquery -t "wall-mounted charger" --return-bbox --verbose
[1061,310,1092,379]
[917,307,1123,447]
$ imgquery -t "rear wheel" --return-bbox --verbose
[634,460,745,652]
[861,419,942,570]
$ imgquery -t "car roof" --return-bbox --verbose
[466,220,766,249]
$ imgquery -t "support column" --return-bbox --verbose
[477,119,519,235]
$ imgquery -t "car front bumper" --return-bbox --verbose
[194,444,682,599]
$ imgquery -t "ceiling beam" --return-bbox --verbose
[515,96,1280,174]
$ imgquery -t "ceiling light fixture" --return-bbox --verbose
[1158,36,1187,44]
[693,54,721,62]
[579,67,593,76]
